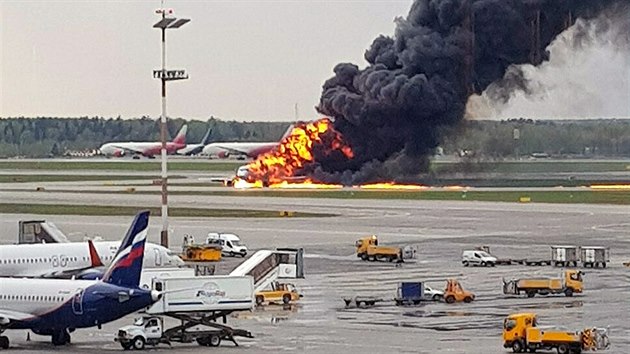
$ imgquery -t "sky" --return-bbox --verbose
[0,0,412,121]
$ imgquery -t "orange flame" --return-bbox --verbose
[245,118,353,185]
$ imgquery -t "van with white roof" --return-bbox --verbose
[207,233,248,257]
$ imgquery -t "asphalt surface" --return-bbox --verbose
[0,180,629,353]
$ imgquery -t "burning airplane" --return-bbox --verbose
[233,0,627,189]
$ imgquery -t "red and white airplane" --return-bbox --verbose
[201,125,293,159]
[98,125,187,158]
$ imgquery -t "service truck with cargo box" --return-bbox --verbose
[502,270,583,298]
[503,313,609,354]
[116,275,255,349]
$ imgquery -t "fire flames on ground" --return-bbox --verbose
[232,118,432,190]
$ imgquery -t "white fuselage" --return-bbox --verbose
[201,142,278,158]
[0,278,96,316]
[0,242,183,278]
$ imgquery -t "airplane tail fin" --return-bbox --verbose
[87,240,104,267]
[102,211,149,288]
[172,124,188,145]
[281,124,295,140]
[200,126,213,145]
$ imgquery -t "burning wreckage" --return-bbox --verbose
[230,0,627,189]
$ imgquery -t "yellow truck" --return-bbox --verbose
[180,235,222,262]
[255,282,302,305]
[503,313,609,354]
[355,235,403,262]
[502,270,583,298]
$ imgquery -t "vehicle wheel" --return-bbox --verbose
[196,337,209,346]
[121,342,133,350]
[490,262,496,267]
[282,294,292,304]
[432,294,442,301]
[557,344,569,354]
[445,295,455,304]
[52,330,70,346]
[602,262,607,268]
[395,300,403,306]
[132,336,145,350]
[241,252,247,257]
[511,340,523,353]
[463,261,469,267]
[481,261,487,267]
[208,334,221,347]
[0,336,9,349]
[527,291,536,298]
[256,295,265,305]
[464,296,473,303]
[564,288,573,297]
[229,251,235,257]
[360,254,368,261]
[413,300,421,305]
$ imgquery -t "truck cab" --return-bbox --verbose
[116,316,164,350]
[503,313,537,352]
[564,270,583,294]
[207,232,248,257]
[462,250,497,267]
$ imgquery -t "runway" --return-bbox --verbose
[0,178,629,353]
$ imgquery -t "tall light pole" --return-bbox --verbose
[153,5,190,248]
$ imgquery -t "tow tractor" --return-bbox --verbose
[443,279,475,304]
[503,313,610,353]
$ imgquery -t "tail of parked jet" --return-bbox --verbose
[102,211,149,288]
[200,126,213,145]
[172,124,188,145]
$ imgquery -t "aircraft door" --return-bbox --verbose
[72,288,85,315]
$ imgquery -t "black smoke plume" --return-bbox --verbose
[312,0,627,185]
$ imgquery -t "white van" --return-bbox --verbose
[207,232,248,257]
[462,250,497,267]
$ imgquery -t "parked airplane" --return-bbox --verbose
[201,124,293,159]
[0,239,184,279]
[98,124,187,157]
[0,211,160,348]
[176,126,213,156]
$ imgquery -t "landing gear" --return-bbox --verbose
[51,329,71,346]
[0,335,9,349]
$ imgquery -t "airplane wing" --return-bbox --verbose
[0,309,33,325]
[40,240,105,279]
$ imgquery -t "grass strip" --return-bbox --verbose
[0,203,332,218]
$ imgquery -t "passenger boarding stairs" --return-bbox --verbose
[229,248,304,292]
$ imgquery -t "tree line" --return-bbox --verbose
[0,117,629,158]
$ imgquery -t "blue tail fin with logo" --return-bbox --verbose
[102,211,150,288]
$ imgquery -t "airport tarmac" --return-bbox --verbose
[1,186,629,353]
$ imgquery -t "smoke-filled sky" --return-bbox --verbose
[0,0,410,121]
[1,1,628,121]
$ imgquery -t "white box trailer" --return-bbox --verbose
[139,267,196,290]
[551,245,579,267]
[147,275,254,315]
[580,246,610,268]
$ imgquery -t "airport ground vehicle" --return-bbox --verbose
[503,313,610,353]
[255,282,301,305]
[462,250,498,267]
[181,235,222,261]
[444,279,475,303]
[207,232,248,257]
[580,246,609,268]
[551,246,579,267]
[503,270,583,298]
[356,235,402,262]
[394,282,444,305]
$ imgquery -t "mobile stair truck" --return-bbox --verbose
[116,275,255,350]
[503,313,610,354]
[502,270,583,298]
